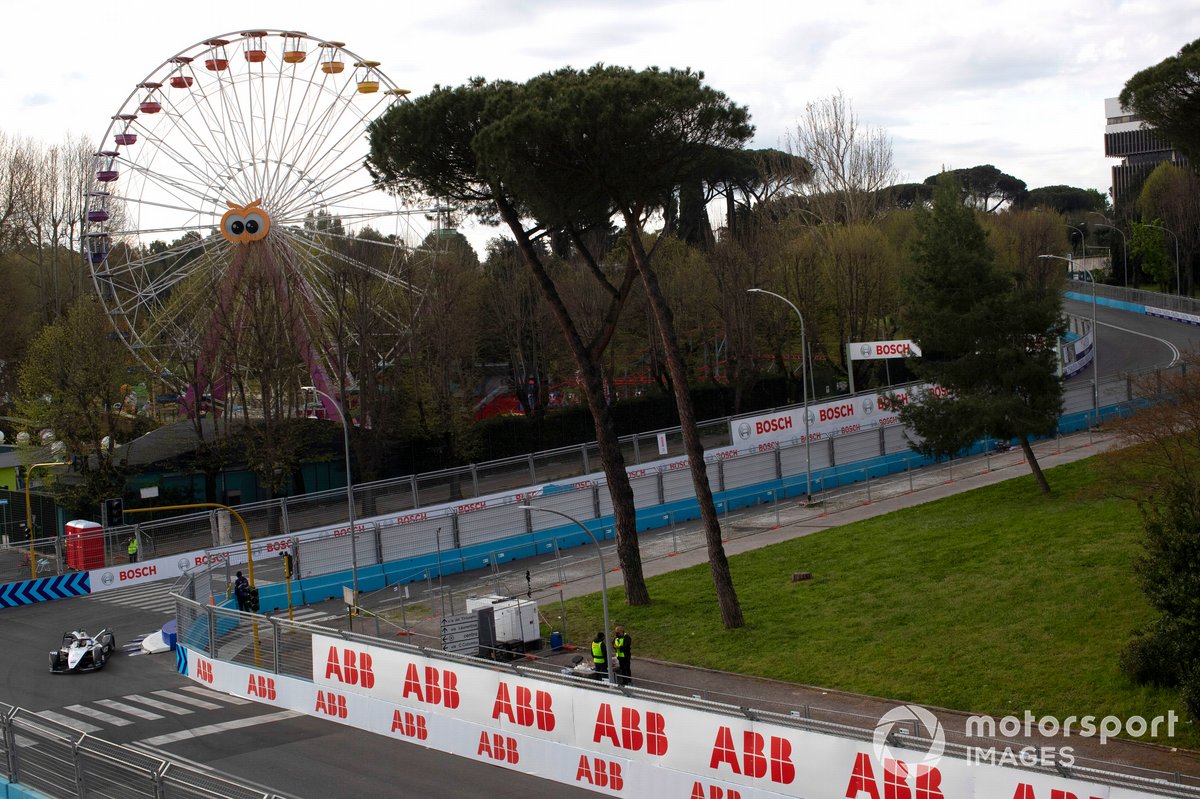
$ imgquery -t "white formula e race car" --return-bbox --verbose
[49,629,116,673]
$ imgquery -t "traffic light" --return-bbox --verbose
[281,552,293,579]
[103,497,124,527]
[248,587,260,613]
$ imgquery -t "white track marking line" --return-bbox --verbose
[180,685,251,705]
[122,694,194,715]
[151,689,222,710]
[137,710,302,746]
[94,699,164,721]
[37,710,102,733]
[62,704,133,727]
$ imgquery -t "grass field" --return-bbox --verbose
[559,458,1196,748]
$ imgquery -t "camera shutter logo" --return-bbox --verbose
[738,422,751,440]
[873,704,945,766]
[177,557,191,572]
[860,344,872,358]
[862,398,875,416]
[102,571,115,586]
[806,409,816,427]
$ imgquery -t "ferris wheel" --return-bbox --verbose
[83,30,437,416]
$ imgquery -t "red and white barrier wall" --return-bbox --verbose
[184,637,1155,799]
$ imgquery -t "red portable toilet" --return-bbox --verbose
[65,520,105,571]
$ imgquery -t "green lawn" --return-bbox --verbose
[559,458,1196,747]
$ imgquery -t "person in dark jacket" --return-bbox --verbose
[234,571,250,611]
[591,631,608,680]
[613,625,631,685]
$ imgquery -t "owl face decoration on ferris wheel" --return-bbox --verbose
[220,200,271,244]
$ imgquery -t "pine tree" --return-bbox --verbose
[897,174,1065,493]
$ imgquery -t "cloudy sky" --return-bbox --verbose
[4,0,1195,205]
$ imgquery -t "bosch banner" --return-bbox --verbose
[848,340,923,361]
[730,386,937,448]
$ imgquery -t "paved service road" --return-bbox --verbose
[0,595,598,799]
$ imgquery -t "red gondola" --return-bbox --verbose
[243,30,268,63]
[138,81,162,114]
[204,38,230,71]
[168,56,194,87]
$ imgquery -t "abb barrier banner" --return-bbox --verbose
[849,339,923,360]
[282,636,1154,799]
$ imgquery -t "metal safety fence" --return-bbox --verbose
[1073,279,1200,316]
[178,350,1160,608]
[0,281,1187,588]
[2,352,1162,594]
[0,702,296,799]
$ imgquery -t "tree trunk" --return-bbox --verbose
[1018,434,1051,494]
[495,201,650,605]
[624,213,744,628]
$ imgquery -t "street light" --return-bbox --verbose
[24,461,65,579]
[519,505,614,684]
[1092,223,1128,289]
[302,385,358,609]
[1067,224,1088,260]
[123,503,257,588]
[747,288,811,499]
[1040,254,1099,427]
[1143,223,1181,295]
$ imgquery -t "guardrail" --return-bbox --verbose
[0,701,297,799]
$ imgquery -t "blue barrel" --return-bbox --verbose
[549,631,563,651]
[161,619,178,650]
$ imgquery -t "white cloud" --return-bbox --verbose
[2,0,1194,205]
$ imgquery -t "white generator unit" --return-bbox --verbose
[465,594,540,645]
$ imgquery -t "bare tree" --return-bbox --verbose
[787,91,899,226]
[0,132,33,251]
[14,135,95,321]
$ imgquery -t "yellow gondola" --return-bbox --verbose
[354,60,381,93]
[281,31,307,64]
[319,41,345,74]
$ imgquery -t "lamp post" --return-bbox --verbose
[302,385,358,609]
[1067,224,1089,260]
[1092,223,1128,289]
[1143,223,1181,295]
[1041,254,1099,427]
[24,461,65,579]
[748,288,811,499]
[124,503,255,582]
[519,505,614,684]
